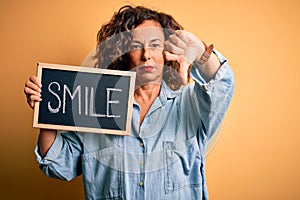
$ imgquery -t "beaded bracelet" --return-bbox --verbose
[197,42,214,65]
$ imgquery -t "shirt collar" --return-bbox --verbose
[133,80,182,107]
[159,80,182,106]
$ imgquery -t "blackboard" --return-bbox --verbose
[33,63,136,135]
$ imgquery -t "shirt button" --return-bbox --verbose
[140,142,144,147]
[202,84,209,91]
[139,181,144,187]
[139,161,144,165]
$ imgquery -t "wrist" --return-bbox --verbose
[196,41,214,65]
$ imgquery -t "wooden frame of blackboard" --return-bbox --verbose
[33,63,136,136]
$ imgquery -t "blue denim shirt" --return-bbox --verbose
[35,50,234,200]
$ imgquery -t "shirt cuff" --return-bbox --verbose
[34,132,63,165]
[190,49,229,91]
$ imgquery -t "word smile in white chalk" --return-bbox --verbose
[47,81,123,118]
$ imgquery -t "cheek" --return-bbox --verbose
[128,52,140,69]
[154,51,165,64]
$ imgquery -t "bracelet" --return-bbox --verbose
[197,42,214,65]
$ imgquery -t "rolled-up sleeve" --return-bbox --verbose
[190,49,235,142]
[34,131,83,181]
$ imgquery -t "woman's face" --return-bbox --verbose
[128,20,165,84]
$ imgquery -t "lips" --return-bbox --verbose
[141,65,155,72]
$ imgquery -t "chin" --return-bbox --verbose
[136,74,162,85]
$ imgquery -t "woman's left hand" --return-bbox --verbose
[164,30,206,84]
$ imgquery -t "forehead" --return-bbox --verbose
[132,20,164,41]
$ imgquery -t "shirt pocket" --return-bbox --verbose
[82,147,123,200]
[163,136,202,193]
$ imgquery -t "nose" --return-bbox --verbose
[141,47,151,61]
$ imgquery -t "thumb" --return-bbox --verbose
[163,51,179,62]
[164,51,191,71]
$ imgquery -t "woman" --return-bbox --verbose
[24,5,234,200]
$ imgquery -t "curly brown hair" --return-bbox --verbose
[95,5,185,90]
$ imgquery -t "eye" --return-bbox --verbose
[130,44,142,50]
[151,43,163,51]
[151,43,161,48]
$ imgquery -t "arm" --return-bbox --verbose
[24,76,83,180]
[164,30,234,141]
[190,50,234,141]
[38,129,57,157]
[34,131,83,181]
[24,76,56,156]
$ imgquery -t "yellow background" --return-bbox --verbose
[1,0,299,199]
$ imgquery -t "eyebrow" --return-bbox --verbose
[131,38,163,44]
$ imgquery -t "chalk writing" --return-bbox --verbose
[47,82,122,118]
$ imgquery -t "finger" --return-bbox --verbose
[174,30,190,44]
[25,80,42,93]
[27,95,42,109]
[29,76,42,88]
[164,51,192,66]
[163,51,180,62]
[164,40,185,55]
[28,95,42,105]
[29,94,42,102]
[27,97,35,109]
[24,86,41,97]
[27,98,35,109]
[30,101,34,109]
[168,34,187,49]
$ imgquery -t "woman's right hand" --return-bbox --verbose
[24,76,42,109]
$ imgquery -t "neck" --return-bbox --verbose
[134,82,161,103]
[134,82,162,127]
